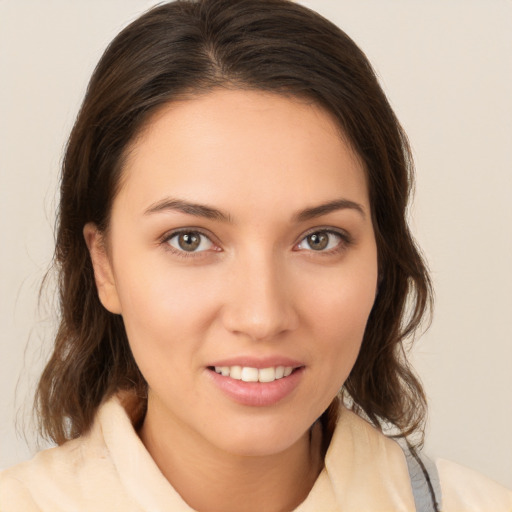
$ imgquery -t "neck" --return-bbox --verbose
[139,404,323,512]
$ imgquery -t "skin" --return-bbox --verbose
[85,89,378,512]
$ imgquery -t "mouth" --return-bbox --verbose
[207,365,299,383]
[206,364,305,406]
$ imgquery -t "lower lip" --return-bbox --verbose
[207,367,304,407]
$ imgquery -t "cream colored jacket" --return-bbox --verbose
[1,395,511,511]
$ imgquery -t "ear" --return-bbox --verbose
[83,223,122,314]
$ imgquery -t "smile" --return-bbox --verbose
[213,365,294,383]
[208,365,304,407]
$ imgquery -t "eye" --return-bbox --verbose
[166,231,215,253]
[296,230,346,252]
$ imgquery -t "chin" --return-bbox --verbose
[204,413,314,458]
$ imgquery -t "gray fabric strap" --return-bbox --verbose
[398,440,442,512]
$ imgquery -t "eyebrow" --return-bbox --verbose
[144,197,365,223]
[144,198,232,222]
[294,198,366,222]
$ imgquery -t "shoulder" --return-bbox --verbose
[330,408,512,511]
[0,468,40,511]
[437,458,512,512]
[0,395,137,512]
[0,434,112,511]
[0,438,81,512]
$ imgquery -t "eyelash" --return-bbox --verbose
[160,227,352,259]
[160,228,219,259]
[295,227,352,256]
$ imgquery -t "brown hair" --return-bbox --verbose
[36,0,432,446]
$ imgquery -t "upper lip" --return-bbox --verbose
[207,356,304,369]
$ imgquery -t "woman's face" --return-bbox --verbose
[87,89,378,456]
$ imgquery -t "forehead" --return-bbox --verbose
[117,89,369,219]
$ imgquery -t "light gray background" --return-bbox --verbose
[1,0,511,488]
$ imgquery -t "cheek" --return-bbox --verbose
[112,259,219,367]
[328,281,375,341]
[291,268,377,422]
[302,262,377,373]
[303,253,377,327]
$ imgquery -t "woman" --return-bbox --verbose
[1,0,510,510]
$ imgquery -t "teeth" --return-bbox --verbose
[213,365,295,382]
[258,367,275,383]
[230,365,242,380]
[241,367,259,382]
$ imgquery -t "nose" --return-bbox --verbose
[220,251,299,342]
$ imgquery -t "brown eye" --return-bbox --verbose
[296,230,344,252]
[306,232,329,251]
[179,233,200,251]
[167,231,214,253]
